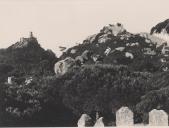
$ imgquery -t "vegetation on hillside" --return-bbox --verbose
[1,20,169,126]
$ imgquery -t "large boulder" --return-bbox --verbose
[75,50,93,65]
[54,57,75,75]
[81,50,92,60]
[75,56,85,65]
[91,54,103,63]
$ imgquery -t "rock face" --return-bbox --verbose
[94,117,104,127]
[125,52,134,59]
[116,107,134,126]
[75,50,92,65]
[151,19,169,34]
[84,34,98,44]
[139,32,166,47]
[152,31,169,43]
[151,19,169,43]
[91,54,103,63]
[77,114,93,127]
[149,109,168,126]
[54,57,75,75]
[100,23,126,36]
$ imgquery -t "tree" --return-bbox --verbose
[59,64,151,121]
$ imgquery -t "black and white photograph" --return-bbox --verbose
[0,0,169,127]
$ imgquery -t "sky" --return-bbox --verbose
[0,0,169,56]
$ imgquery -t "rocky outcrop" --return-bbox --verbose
[139,32,166,47]
[84,34,98,44]
[151,19,169,43]
[54,57,75,75]
[75,50,92,65]
[60,21,169,72]
[83,23,126,44]
[151,19,169,34]
[100,23,126,36]
[92,54,103,63]
[98,34,112,44]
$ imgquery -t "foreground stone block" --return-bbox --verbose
[77,114,92,127]
[94,117,104,127]
[149,109,168,126]
[116,106,134,126]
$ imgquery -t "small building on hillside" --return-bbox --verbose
[7,76,14,84]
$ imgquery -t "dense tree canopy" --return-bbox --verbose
[1,20,169,126]
[58,65,152,121]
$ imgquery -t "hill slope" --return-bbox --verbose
[0,32,58,82]
[60,23,169,72]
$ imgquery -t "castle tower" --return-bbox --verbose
[30,31,34,38]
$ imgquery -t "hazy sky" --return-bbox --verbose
[0,0,169,56]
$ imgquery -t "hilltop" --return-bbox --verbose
[59,23,169,73]
[0,32,57,82]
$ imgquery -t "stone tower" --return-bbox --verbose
[30,31,34,38]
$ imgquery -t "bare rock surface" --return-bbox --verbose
[54,57,75,75]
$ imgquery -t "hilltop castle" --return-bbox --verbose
[20,32,37,43]
[9,32,38,49]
